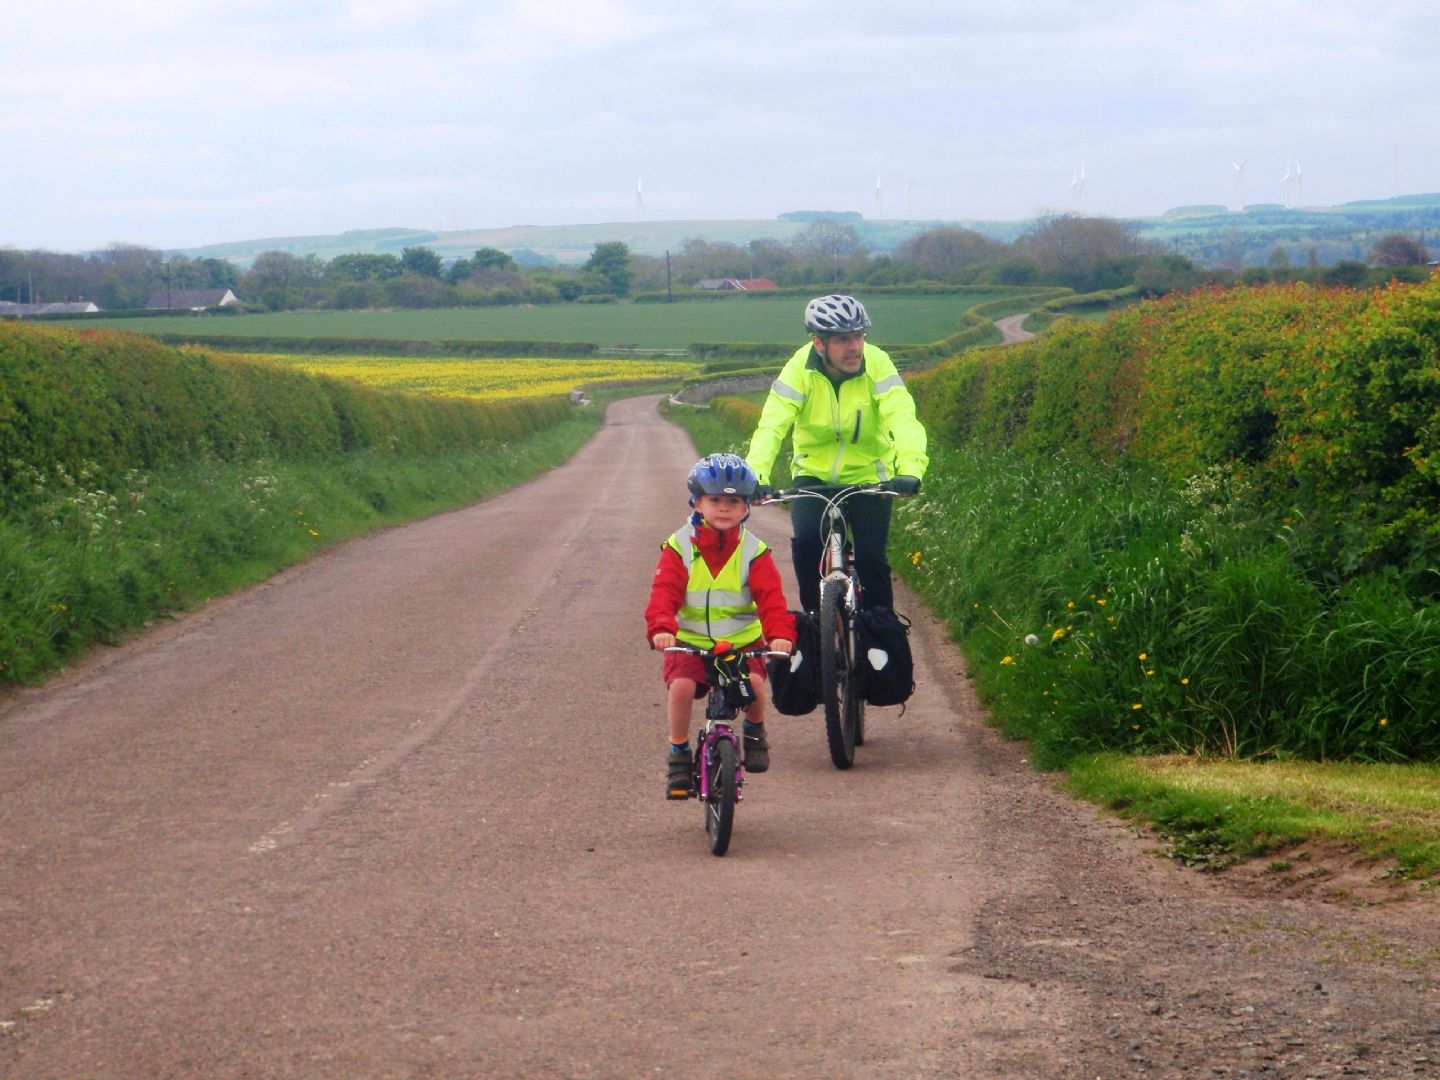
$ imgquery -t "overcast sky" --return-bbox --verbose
[3,0,1435,253]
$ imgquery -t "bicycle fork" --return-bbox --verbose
[696,725,745,801]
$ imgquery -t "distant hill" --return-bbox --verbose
[174,217,1024,266]
[172,194,1440,269]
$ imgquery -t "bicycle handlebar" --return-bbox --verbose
[757,482,905,505]
[662,643,787,659]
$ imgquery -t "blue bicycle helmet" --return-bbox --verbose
[687,453,758,500]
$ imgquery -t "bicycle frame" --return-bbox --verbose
[760,483,901,768]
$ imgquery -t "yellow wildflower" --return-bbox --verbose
[1001,656,1014,665]
[1132,703,1143,710]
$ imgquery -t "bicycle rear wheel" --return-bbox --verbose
[819,577,857,769]
[704,737,738,856]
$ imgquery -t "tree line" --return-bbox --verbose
[2,215,1431,314]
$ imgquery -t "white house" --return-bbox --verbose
[144,288,241,311]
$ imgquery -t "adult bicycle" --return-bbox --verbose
[662,641,786,856]
[760,483,903,769]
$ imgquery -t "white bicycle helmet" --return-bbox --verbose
[804,294,871,335]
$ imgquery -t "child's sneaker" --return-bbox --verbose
[743,725,770,773]
[666,745,694,799]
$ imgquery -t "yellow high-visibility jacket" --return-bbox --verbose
[747,342,928,485]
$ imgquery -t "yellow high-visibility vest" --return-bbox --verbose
[665,524,768,649]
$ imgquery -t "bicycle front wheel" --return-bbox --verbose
[704,737,738,856]
[819,576,857,769]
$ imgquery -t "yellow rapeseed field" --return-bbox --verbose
[244,353,694,401]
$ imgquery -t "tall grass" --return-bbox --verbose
[893,444,1440,767]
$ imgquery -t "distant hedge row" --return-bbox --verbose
[0,323,573,511]
[144,333,602,357]
[907,278,1440,586]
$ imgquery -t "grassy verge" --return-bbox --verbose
[1,411,602,686]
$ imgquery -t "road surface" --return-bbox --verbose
[3,395,1436,1078]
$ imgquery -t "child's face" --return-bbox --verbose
[695,494,748,529]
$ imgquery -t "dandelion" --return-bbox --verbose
[1181,677,1190,686]
[1131,723,1141,731]
[1132,703,1143,710]
[1097,598,1107,607]
[1138,652,1148,661]
[1051,627,1067,642]
[910,550,922,566]
[1067,600,1076,609]
[1380,717,1389,727]
[1145,669,1156,677]
[1001,656,1014,665]
[1024,633,1039,646]
[308,529,320,538]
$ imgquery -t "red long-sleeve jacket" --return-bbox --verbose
[644,521,796,645]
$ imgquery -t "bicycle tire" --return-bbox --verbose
[819,576,856,769]
[704,737,738,856]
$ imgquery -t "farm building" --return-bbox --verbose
[693,278,779,291]
[144,288,241,311]
[0,301,101,317]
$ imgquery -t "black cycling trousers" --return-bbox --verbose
[789,486,894,612]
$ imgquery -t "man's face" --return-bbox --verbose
[815,331,865,375]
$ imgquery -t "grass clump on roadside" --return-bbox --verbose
[1067,754,1440,880]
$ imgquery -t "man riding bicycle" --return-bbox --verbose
[747,294,928,612]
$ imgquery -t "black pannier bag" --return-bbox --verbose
[767,610,821,715]
[855,606,914,707]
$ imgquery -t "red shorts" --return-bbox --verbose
[662,651,769,699]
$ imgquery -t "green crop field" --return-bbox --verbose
[61,293,1010,350]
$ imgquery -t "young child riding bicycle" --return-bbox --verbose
[645,453,795,800]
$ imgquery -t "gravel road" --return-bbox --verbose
[2,394,1436,1078]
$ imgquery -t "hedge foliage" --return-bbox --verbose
[908,277,1440,588]
[0,323,573,512]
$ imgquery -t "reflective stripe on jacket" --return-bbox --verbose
[746,341,929,485]
[664,524,767,648]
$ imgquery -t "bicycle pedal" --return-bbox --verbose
[666,786,694,800]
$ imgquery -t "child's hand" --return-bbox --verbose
[652,633,676,650]
[769,638,793,655]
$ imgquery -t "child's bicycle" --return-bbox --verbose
[662,641,785,856]
[760,482,904,770]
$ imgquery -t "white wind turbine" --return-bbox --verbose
[635,176,644,217]
[1292,159,1304,208]
[874,173,882,216]
[1070,163,1087,210]
[1231,159,1247,211]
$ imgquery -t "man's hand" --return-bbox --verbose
[888,475,921,496]
[753,483,775,502]
[651,632,676,650]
